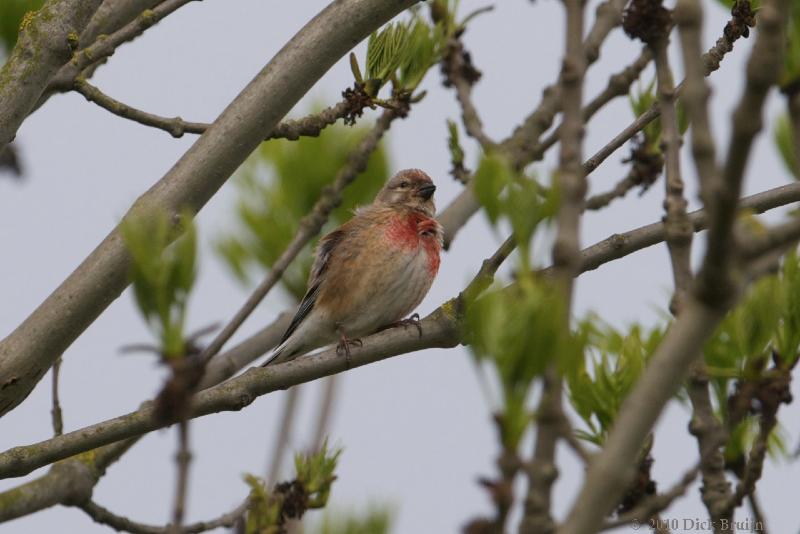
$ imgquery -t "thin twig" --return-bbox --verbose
[72,77,367,141]
[652,33,693,314]
[48,0,201,92]
[170,421,192,534]
[584,168,641,211]
[79,499,247,534]
[442,37,496,150]
[51,357,64,437]
[534,46,653,162]
[199,108,400,366]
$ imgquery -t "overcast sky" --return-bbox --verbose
[1,1,798,532]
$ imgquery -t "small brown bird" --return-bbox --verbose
[263,169,443,365]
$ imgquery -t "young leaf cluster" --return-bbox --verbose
[473,153,559,268]
[567,322,665,445]
[216,119,388,300]
[351,15,446,98]
[465,274,580,450]
[294,439,342,508]
[773,114,798,179]
[243,441,342,534]
[121,209,197,358]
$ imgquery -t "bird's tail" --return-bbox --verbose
[260,338,301,367]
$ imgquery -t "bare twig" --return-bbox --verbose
[170,421,192,534]
[47,0,200,93]
[51,358,64,437]
[198,108,400,366]
[534,46,653,162]
[72,77,371,141]
[79,499,247,534]
[442,37,496,150]
[652,32,693,314]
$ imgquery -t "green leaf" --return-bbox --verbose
[121,209,197,358]
[447,119,464,166]
[473,153,513,225]
[566,321,665,444]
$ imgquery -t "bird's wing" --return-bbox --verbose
[278,228,346,345]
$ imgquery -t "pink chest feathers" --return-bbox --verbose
[384,213,442,276]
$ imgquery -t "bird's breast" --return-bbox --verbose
[383,213,442,277]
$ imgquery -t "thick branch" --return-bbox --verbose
[0,0,104,151]
[0,0,422,419]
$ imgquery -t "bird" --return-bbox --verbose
[262,168,443,366]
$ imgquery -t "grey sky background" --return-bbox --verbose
[1,0,798,532]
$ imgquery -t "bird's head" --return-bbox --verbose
[375,169,437,217]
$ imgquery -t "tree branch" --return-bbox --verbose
[79,498,246,534]
[0,0,104,152]
[46,0,199,93]
[0,0,422,420]
[72,77,374,141]
[652,33,693,314]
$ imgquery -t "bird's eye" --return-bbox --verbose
[399,181,409,188]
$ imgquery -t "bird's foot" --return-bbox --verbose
[335,330,362,369]
[380,313,422,338]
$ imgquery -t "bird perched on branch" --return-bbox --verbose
[263,168,442,366]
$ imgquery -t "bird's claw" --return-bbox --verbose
[384,313,423,338]
[335,332,362,369]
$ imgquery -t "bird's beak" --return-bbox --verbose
[417,184,436,200]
